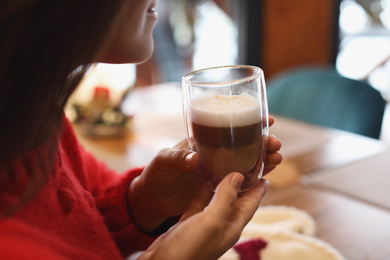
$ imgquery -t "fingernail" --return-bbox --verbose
[184,152,195,167]
[231,173,244,188]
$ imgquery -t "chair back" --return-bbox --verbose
[267,67,386,139]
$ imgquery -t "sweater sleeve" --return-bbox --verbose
[60,117,158,256]
[93,164,158,256]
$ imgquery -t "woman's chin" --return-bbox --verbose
[97,47,154,64]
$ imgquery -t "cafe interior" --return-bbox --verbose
[66,0,390,259]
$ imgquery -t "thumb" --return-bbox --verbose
[154,148,200,172]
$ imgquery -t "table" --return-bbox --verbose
[74,83,390,260]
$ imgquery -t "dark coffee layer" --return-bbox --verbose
[192,122,261,147]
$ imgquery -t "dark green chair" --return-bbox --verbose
[267,67,386,139]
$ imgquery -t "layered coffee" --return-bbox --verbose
[190,92,265,190]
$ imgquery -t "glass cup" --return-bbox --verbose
[182,65,269,191]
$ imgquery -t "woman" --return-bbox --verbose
[0,0,282,259]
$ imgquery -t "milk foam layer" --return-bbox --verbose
[190,92,261,127]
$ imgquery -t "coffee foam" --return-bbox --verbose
[190,92,261,127]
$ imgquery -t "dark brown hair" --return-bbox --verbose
[0,0,128,216]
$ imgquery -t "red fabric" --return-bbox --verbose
[233,238,268,260]
[0,116,158,259]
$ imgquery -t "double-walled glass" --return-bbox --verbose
[182,65,269,191]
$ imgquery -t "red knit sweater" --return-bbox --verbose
[0,117,157,259]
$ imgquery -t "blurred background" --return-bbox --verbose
[146,0,390,89]
[70,0,390,142]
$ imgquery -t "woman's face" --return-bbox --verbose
[98,0,159,64]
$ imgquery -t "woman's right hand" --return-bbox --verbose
[138,172,269,260]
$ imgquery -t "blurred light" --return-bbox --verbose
[71,63,136,105]
[368,59,390,99]
[336,36,390,79]
[193,1,237,69]
[339,1,369,34]
[380,8,390,30]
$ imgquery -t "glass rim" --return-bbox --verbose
[182,65,264,87]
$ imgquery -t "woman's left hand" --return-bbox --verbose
[128,139,202,232]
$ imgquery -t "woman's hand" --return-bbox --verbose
[128,141,201,232]
[127,116,282,233]
[263,118,282,176]
[139,172,269,260]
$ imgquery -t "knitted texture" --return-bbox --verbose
[0,115,157,259]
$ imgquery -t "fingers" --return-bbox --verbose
[266,135,281,152]
[261,134,282,176]
[180,185,213,221]
[155,147,200,172]
[205,172,244,221]
[230,179,269,227]
[263,152,282,176]
[264,150,283,167]
[206,174,269,235]
[183,152,200,170]
[268,116,275,127]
